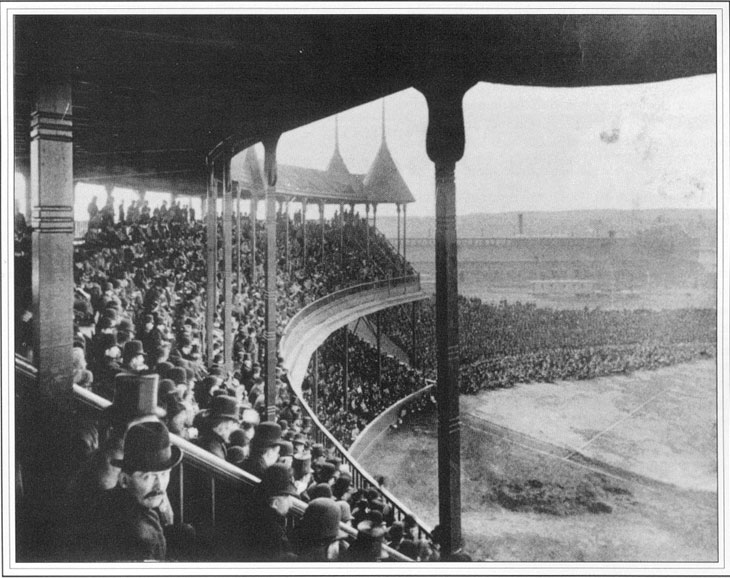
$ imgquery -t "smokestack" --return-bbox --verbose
[518,213,524,236]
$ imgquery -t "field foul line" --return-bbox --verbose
[462,414,662,492]
[565,387,671,458]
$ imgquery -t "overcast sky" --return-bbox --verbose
[271,73,717,218]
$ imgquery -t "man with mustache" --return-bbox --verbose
[84,421,183,561]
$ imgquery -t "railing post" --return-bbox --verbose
[179,461,185,524]
[250,190,257,286]
[313,349,319,415]
[377,310,382,389]
[263,134,281,422]
[343,326,349,413]
[206,160,217,365]
[223,155,233,375]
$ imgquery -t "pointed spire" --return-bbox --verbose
[335,115,340,152]
[363,100,415,205]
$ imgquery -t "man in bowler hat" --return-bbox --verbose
[83,421,183,561]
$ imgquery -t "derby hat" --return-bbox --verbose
[168,367,187,385]
[111,420,182,472]
[278,440,294,458]
[309,482,333,500]
[122,340,146,363]
[251,421,283,451]
[209,395,240,422]
[260,463,298,498]
[298,498,348,542]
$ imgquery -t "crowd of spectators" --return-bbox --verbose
[17,194,441,561]
[15,193,716,562]
[374,297,716,393]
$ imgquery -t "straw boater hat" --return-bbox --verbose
[111,420,182,472]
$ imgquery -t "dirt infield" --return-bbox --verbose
[358,360,719,562]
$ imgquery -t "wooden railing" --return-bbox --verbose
[14,355,413,562]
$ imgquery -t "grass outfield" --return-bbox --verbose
[358,361,718,562]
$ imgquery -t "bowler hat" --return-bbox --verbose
[229,428,248,447]
[209,395,240,422]
[251,421,282,451]
[332,476,352,499]
[292,433,308,446]
[315,462,336,483]
[298,498,347,542]
[309,482,333,500]
[155,361,174,378]
[168,367,187,385]
[112,421,182,472]
[260,463,298,498]
[278,440,294,458]
[97,332,118,351]
[122,340,146,363]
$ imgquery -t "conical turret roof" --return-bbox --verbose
[363,103,414,204]
[326,116,363,197]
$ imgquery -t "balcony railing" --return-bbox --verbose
[14,355,413,562]
[279,276,433,542]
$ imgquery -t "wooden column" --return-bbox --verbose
[285,199,290,276]
[411,301,418,369]
[263,135,281,422]
[403,203,408,276]
[376,311,382,389]
[339,202,344,269]
[319,202,325,258]
[313,350,319,415]
[301,199,308,265]
[421,81,472,556]
[250,192,257,286]
[30,81,74,396]
[342,326,349,412]
[205,161,217,365]
[236,181,242,295]
[373,203,377,230]
[223,156,233,375]
[365,203,370,259]
[396,203,401,257]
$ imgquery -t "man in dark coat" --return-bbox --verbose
[241,422,284,480]
[82,421,183,561]
[194,395,240,460]
[237,463,298,561]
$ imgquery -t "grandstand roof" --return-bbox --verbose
[14,15,716,193]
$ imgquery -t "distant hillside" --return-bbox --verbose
[378,209,716,244]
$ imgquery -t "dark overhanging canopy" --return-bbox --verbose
[14,14,716,194]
